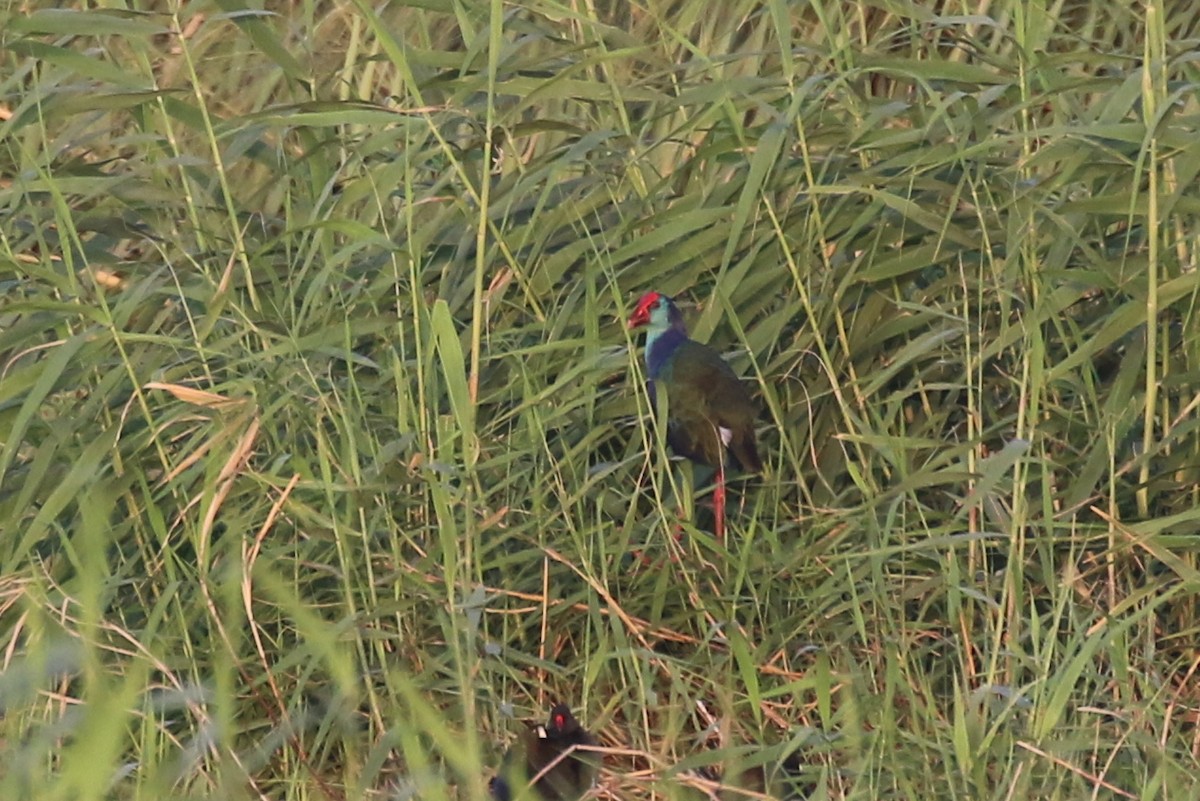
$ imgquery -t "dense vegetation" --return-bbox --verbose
[2,1,1199,799]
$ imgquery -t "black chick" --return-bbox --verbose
[699,750,808,800]
[490,704,598,801]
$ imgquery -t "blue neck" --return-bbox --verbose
[645,318,689,377]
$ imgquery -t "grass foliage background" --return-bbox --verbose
[2,0,1200,799]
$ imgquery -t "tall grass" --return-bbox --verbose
[1,0,1199,799]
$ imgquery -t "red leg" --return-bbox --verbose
[714,460,726,541]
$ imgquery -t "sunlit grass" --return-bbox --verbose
[1,1,1199,799]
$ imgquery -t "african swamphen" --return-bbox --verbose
[627,291,761,539]
[490,705,598,801]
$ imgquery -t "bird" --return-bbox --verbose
[684,744,809,800]
[627,290,762,539]
[691,760,807,800]
[489,704,598,801]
